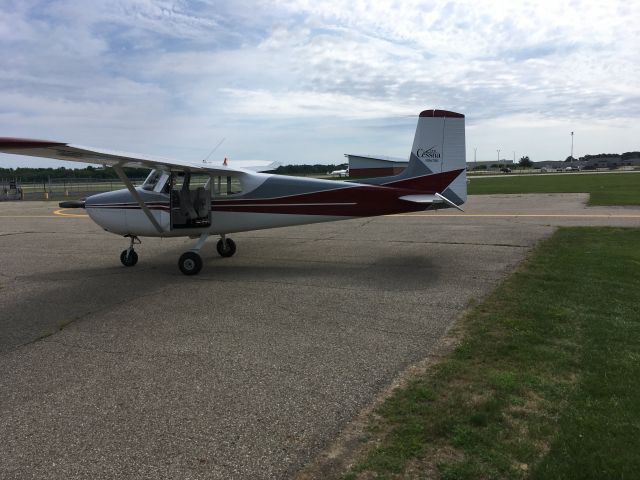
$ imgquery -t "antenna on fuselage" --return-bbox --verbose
[202,137,226,163]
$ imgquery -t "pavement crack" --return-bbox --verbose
[0,231,38,237]
[6,284,177,355]
[45,340,202,361]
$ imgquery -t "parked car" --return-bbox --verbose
[500,167,512,173]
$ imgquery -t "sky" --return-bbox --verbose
[0,0,639,168]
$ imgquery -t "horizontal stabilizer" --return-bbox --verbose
[399,194,437,203]
[400,192,464,211]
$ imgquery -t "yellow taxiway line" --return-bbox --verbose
[0,215,63,218]
[53,209,89,218]
[390,213,640,218]
[0,209,89,218]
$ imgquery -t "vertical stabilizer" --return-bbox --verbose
[359,109,467,205]
[406,110,466,204]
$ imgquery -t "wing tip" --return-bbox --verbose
[0,137,66,149]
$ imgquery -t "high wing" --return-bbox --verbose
[0,137,277,175]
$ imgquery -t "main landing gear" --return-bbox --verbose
[216,236,236,258]
[178,233,237,276]
[119,234,236,275]
[120,235,140,267]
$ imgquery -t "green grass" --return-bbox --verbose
[345,227,640,479]
[468,172,640,205]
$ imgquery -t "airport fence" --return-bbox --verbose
[17,177,147,200]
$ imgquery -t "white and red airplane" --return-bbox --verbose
[0,109,467,275]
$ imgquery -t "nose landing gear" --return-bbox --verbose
[120,235,140,267]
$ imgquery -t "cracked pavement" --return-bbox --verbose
[1,195,638,479]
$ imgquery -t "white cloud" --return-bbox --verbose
[0,0,638,168]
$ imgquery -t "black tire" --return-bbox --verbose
[120,249,138,267]
[178,251,203,275]
[216,238,237,258]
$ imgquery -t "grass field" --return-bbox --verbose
[468,172,640,206]
[345,227,640,479]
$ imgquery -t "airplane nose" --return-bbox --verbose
[84,189,134,235]
[85,189,133,207]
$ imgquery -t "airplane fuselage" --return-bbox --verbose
[84,172,443,238]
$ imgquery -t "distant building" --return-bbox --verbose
[344,154,407,178]
[536,154,640,170]
[580,155,640,169]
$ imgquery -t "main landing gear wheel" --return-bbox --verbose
[216,238,237,258]
[120,249,138,267]
[179,251,203,276]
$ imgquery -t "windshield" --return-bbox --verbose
[142,170,162,191]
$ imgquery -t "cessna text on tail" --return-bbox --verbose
[0,109,467,275]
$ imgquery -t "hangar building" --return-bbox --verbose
[344,154,407,178]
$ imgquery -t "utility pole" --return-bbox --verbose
[513,151,515,165]
[474,147,477,170]
[497,149,501,167]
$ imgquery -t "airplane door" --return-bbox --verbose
[170,172,211,230]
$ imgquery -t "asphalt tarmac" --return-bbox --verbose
[1,194,638,479]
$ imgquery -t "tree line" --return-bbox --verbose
[0,166,150,182]
[0,164,350,181]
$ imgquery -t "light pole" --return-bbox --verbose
[497,149,501,168]
[513,151,515,166]
[474,147,477,170]
[571,131,574,162]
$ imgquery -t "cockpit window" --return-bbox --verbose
[142,170,162,191]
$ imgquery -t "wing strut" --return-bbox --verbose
[113,164,164,234]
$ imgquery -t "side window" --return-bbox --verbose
[213,175,243,196]
[189,174,211,191]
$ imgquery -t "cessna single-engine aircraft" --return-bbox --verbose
[328,167,349,177]
[0,109,467,275]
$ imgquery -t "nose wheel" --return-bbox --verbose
[120,235,140,267]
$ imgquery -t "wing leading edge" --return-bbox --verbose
[0,137,275,175]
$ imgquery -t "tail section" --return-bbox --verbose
[361,109,467,205]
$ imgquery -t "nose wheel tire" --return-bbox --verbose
[216,238,237,258]
[120,249,138,267]
[179,251,203,275]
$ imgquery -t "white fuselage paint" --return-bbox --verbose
[86,206,350,237]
